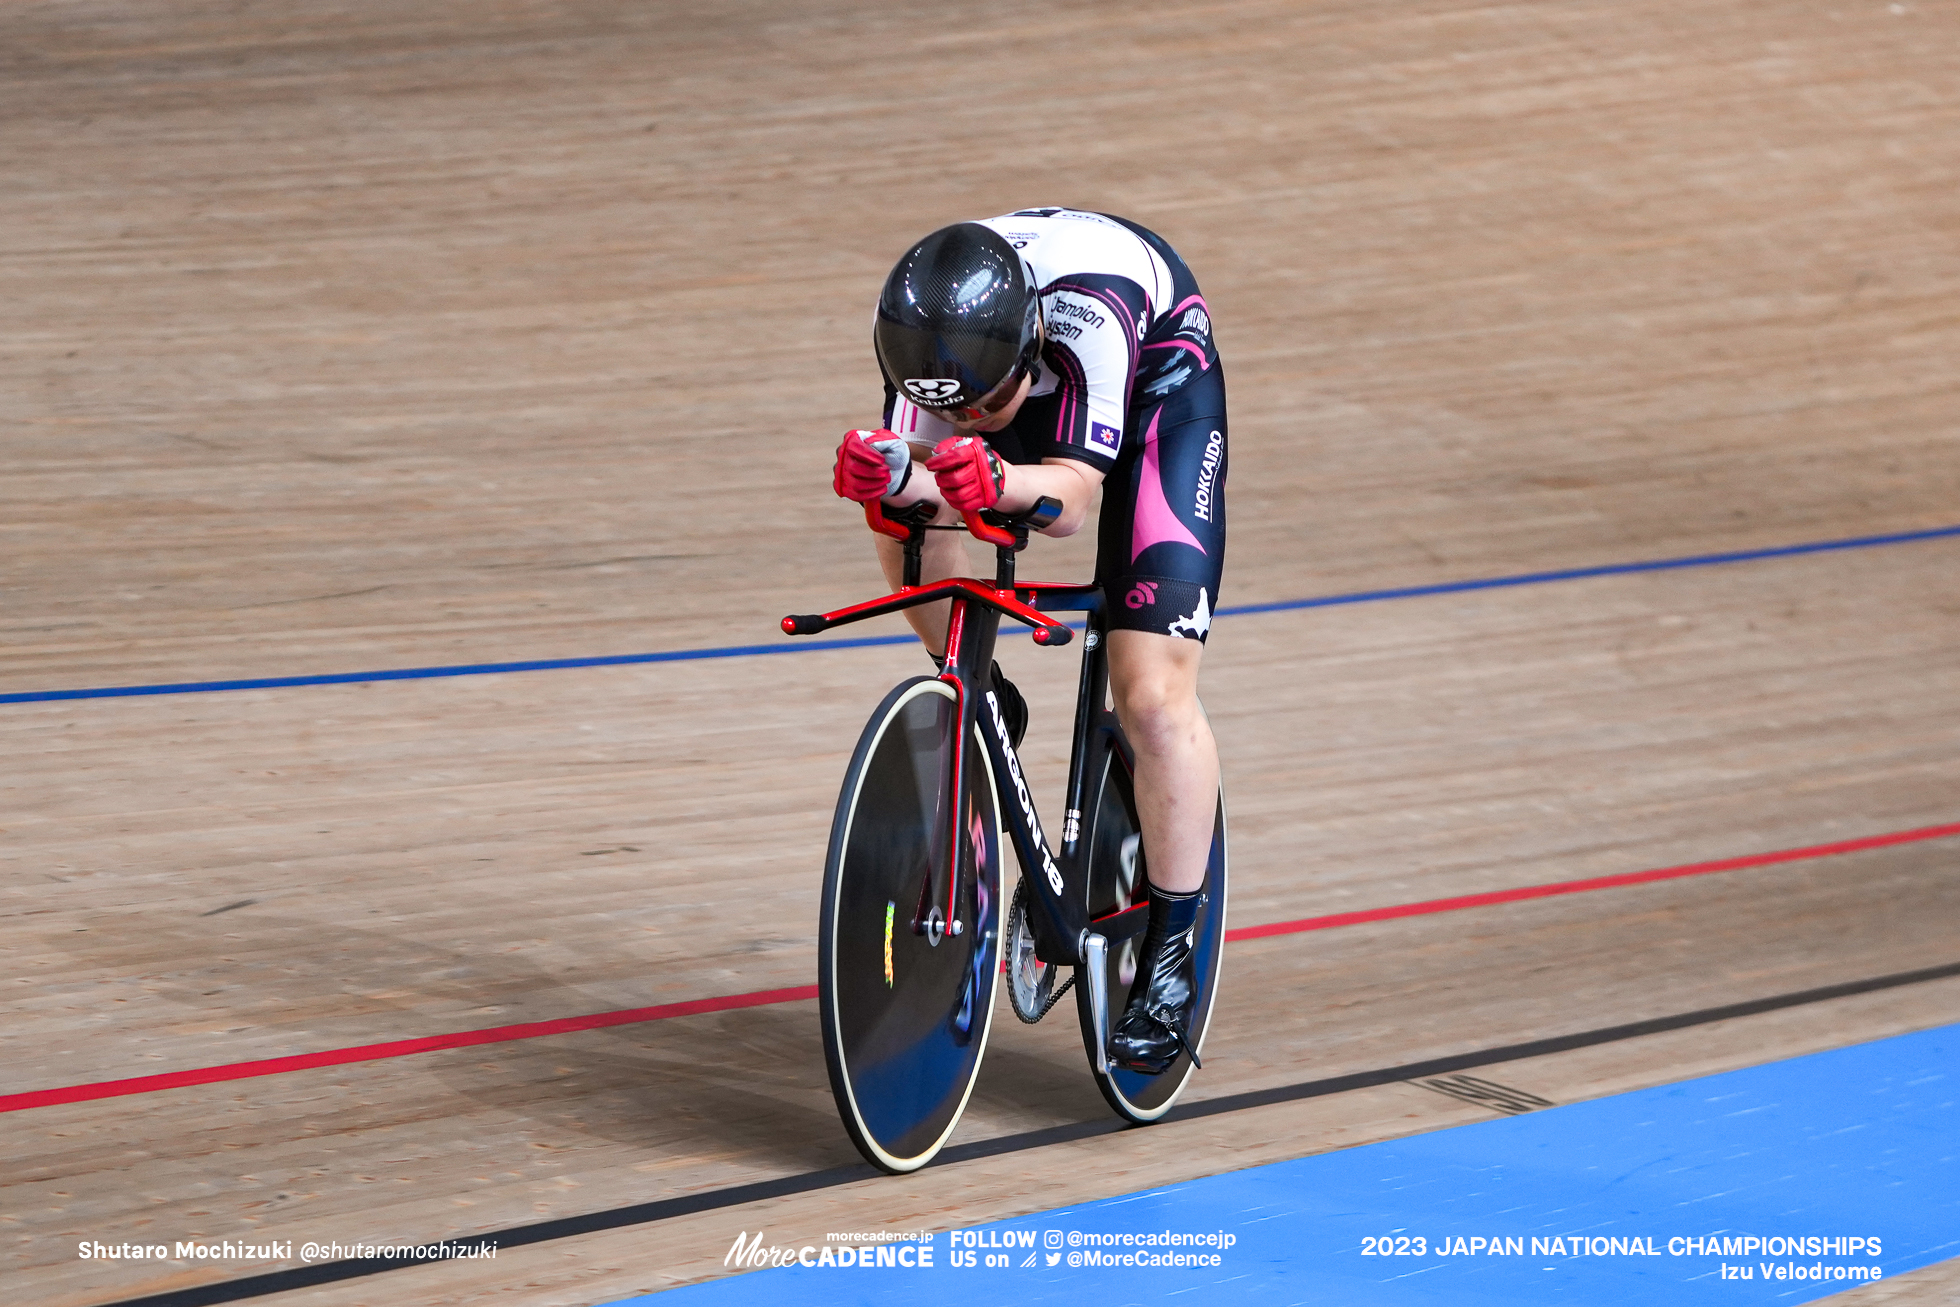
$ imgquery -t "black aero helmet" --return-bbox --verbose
[874,223,1042,413]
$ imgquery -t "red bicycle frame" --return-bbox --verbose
[783,500,1150,969]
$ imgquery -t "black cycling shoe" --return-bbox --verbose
[989,661,1027,750]
[1108,883,1207,1075]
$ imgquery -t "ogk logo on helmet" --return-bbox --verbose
[903,378,962,403]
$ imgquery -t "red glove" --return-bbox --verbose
[927,436,1007,514]
[833,429,911,502]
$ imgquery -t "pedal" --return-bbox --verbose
[1082,932,1111,1074]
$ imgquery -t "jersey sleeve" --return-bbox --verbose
[1030,274,1152,471]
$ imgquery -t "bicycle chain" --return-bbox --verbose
[1007,879,1074,1024]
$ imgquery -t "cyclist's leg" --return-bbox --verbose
[1097,363,1227,1072]
[1097,363,1228,834]
[1106,631,1218,894]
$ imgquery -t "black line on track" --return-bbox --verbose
[93,959,1960,1307]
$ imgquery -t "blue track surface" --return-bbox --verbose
[6,524,1957,705]
[637,1024,1957,1304]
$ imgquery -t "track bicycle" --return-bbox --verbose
[782,498,1228,1173]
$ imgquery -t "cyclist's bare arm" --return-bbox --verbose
[995,458,1103,536]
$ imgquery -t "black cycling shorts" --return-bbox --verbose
[1094,361,1227,642]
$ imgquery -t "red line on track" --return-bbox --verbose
[5,821,1956,1116]
[0,985,818,1115]
[1223,821,1960,942]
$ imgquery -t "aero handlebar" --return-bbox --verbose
[781,494,1075,645]
[863,499,1017,548]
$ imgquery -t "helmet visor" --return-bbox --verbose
[934,340,1037,423]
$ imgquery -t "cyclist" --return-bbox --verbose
[831,209,1227,1074]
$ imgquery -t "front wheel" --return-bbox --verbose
[1074,734,1227,1122]
[818,677,1005,1172]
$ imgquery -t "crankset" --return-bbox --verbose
[1006,877,1073,1023]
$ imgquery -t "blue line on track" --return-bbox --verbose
[6,523,1957,707]
[0,634,919,706]
[632,1023,1959,1306]
[1214,522,1960,618]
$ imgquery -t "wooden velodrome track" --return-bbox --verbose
[5,0,1958,1303]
